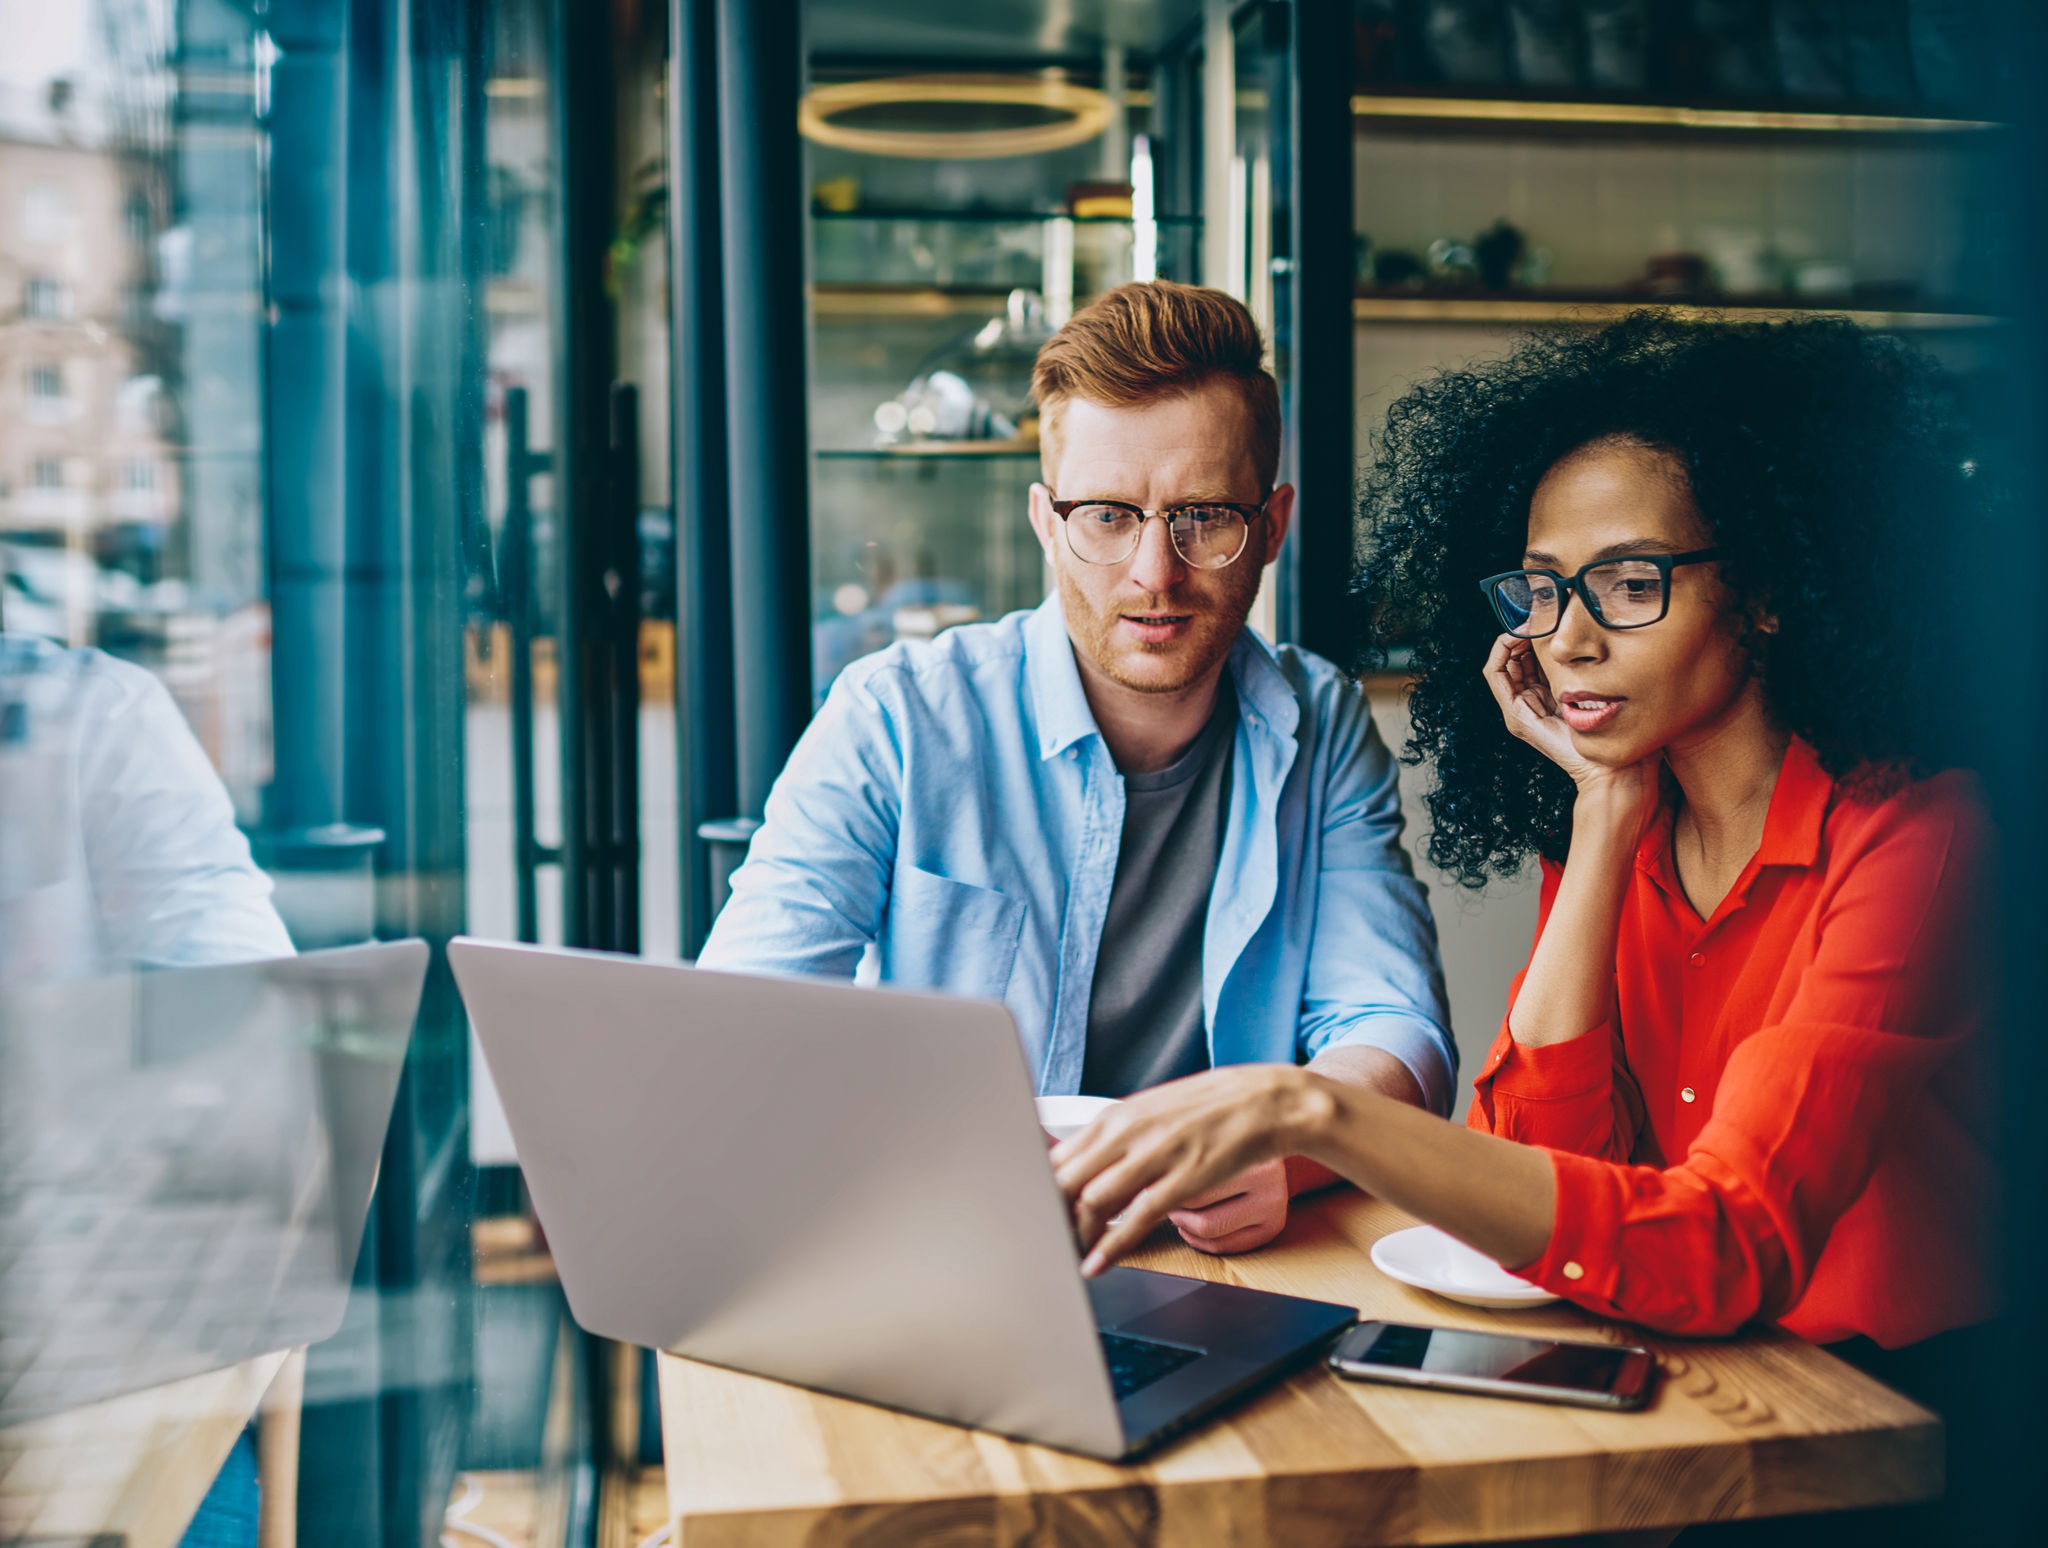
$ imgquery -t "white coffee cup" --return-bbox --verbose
[1034,1094,1120,1143]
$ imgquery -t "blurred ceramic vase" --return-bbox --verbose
[1474,220,1526,291]
[1426,237,1481,284]
[1789,259,1855,298]
[1774,0,1853,99]
[1506,0,1579,88]
[1697,226,1779,294]
[1422,0,1510,85]
[1372,248,1426,288]
[1581,0,1651,93]
[1692,0,1778,97]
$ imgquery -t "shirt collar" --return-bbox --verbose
[1753,735,1831,868]
[1023,593,1298,761]
[1635,735,1833,892]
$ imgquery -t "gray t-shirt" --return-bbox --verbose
[1079,685,1236,1098]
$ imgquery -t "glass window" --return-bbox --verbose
[23,276,65,318]
[2,1,591,1542]
[20,178,73,244]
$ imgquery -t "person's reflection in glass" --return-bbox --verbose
[0,629,293,987]
[1,626,292,1547]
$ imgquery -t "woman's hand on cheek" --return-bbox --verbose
[1484,635,1661,806]
[1485,633,1582,769]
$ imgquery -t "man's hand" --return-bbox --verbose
[1166,1157,1290,1255]
[1152,1049,1424,1254]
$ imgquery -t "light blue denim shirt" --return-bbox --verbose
[699,596,1455,1112]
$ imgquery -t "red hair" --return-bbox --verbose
[1031,280,1281,487]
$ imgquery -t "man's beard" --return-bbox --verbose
[1056,561,1262,696]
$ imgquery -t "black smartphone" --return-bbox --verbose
[1329,1321,1657,1411]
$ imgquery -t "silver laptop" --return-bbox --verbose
[449,937,1356,1459]
[0,939,426,1424]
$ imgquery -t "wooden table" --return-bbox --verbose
[0,1349,303,1548]
[656,1193,1941,1546]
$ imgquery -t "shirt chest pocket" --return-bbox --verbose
[881,866,1027,1003]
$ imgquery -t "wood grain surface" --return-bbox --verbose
[0,1350,291,1548]
[657,1192,1941,1547]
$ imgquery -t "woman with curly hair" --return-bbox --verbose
[1053,314,1996,1399]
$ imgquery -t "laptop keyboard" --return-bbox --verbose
[1100,1331,1202,1399]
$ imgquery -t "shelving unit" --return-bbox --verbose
[815,444,1038,458]
[812,209,1158,224]
[1352,295,2003,330]
[1350,93,2003,138]
[805,179,1193,689]
[811,284,1017,318]
[808,211,1196,319]
[1349,73,2011,398]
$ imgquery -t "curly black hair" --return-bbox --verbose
[1354,311,1986,888]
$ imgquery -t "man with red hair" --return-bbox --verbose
[702,281,1450,1256]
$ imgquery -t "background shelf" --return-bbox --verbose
[1351,295,2004,329]
[1350,94,2002,139]
[813,284,1021,318]
[816,443,1039,459]
[812,208,1196,226]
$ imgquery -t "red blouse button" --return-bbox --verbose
[1688,952,1706,967]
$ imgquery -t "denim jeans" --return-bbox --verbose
[177,1429,258,1548]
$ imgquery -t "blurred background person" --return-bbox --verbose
[1,623,292,985]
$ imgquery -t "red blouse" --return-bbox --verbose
[1467,738,1996,1347]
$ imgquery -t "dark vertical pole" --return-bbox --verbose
[1151,21,1204,284]
[607,383,643,953]
[551,0,619,948]
[262,2,371,1540]
[1287,0,1356,660]
[716,0,813,818]
[265,0,349,835]
[1253,3,1299,644]
[668,0,737,956]
[504,387,542,942]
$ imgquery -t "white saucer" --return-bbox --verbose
[1370,1224,1561,1309]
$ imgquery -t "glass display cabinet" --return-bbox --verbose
[798,3,1217,697]
[1341,1,2015,437]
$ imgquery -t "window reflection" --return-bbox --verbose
[0,634,291,983]
[1,0,579,1541]
[0,945,422,1421]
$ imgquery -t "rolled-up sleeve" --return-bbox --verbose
[1297,688,1455,1113]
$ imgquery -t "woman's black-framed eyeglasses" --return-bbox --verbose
[1479,549,1725,638]
[1048,495,1267,570]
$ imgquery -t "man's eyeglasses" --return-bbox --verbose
[1479,549,1724,638]
[1048,496,1267,571]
